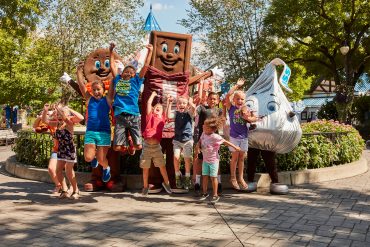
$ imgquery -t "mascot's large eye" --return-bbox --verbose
[267,101,279,112]
[162,43,168,52]
[95,61,101,69]
[174,45,180,54]
[104,59,110,68]
[246,100,254,109]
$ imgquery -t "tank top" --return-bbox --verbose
[87,97,111,133]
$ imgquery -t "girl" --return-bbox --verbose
[198,117,240,203]
[224,78,260,191]
[76,62,113,183]
[43,103,84,199]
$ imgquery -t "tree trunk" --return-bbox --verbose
[335,100,353,123]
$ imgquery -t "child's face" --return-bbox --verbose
[153,103,163,116]
[121,67,136,80]
[92,83,104,99]
[207,94,219,108]
[202,124,214,135]
[176,98,188,112]
[233,93,245,108]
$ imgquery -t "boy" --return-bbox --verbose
[109,43,153,154]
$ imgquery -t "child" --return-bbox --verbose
[43,103,84,199]
[198,117,240,203]
[76,62,113,183]
[140,91,172,196]
[109,42,152,154]
[34,108,61,194]
[224,78,260,191]
[168,96,196,190]
[193,92,223,195]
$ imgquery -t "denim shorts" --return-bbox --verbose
[202,161,219,177]
[50,152,57,160]
[114,113,142,146]
[84,130,111,146]
[228,137,248,152]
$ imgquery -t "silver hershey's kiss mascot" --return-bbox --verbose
[245,58,302,194]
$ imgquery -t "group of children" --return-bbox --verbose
[38,43,261,203]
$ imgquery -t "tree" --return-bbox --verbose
[180,0,313,101]
[265,0,370,122]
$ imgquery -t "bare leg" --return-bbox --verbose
[237,151,246,184]
[230,151,239,178]
[84,144,96,162]
[96,146,109,169]
[173,155,181,173]
[65,162,78,193]
[159,166,170,184]
[211,177,218,197]
[48,158,60,188]
[142,168,149,188]
[184,157,192,174]
[56,160,68,191]
[202,175,208,194]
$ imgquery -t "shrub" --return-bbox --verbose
[277,120,364,170]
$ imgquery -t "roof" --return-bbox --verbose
[302,97,334,107]
[143,5,161,32]
[310,74,370,95]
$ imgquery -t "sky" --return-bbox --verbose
[139,0,190,34]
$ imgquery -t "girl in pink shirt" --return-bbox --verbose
[197,117,240,203]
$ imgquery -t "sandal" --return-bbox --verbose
[238,179,248,191]
[229,178,240,191]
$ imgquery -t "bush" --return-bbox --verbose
[277,120,364,171]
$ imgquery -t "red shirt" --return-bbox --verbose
[143,112,165,142]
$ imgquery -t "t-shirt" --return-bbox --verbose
[86,97,111,133]
[113,73,144,116]
[141,65,190,138]
[229,105,248,139]
[142,112,165,142]
[194,105,223,143]
[174,111,193,142]
[200,132,224,164]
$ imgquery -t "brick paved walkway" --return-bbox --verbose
[0,146,369,246]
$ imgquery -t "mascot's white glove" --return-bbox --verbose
[60,72,72,83]
[210,66,225,80]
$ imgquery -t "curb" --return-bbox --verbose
[5,153,368,189]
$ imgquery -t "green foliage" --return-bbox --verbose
[352,95,370,123]
[318,100,339,121]
[277,120,364,171]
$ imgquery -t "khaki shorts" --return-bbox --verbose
[173,139,193,158]
[140,141,165,168]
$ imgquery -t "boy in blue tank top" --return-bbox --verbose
[76,62,113,183]
[109,42,152,154]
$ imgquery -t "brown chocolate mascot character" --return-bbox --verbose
[140,31,221,190]
[61,48,124,192]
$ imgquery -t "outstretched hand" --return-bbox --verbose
[210,66,225,80]
[109,42,116,52]
[236,78,245,87]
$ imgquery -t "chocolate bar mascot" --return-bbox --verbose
[60,48,124,192]
[140,31,224,190]
[245,58,302,194]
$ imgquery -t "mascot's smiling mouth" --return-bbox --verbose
[160,57,178,67]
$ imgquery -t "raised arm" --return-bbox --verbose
[188,97,196,117]
[165,95,173,120]
[225,78,245,109]
[139,44,153,79]
[147,90,157,115]
[106,75,115,107]
[68,107,84,124]
[109,42,118,78]
[76,62,90,100]
[41,104,50,125]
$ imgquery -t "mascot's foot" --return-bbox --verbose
[240,182,257,193]
[148,184,162,194]
[270,183,289,195]
[84,180,104,192]
[105,180,124,192]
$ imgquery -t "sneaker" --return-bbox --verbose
[199,193,209,201]
[102,166,111,182]
[175,175,182,189]
[69,191,80,200]
[183,176,191,190]
[59,191,69,199]
[90,158,98,168]
[162,182,172,194]
[142,187,149,196]
[210,195,220,204]
[217,183,223,195]
[194,183,201,196]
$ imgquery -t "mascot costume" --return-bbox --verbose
[140,31,224,191]
[61,48,125,192]
[245,58,302,194]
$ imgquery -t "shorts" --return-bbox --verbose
[173,139,193,158]
[114,113,142,147]
[202,162,219,177]
[140,141,165,169]
[84,130,111,146]
[229,137,248,152]
[50,152,57,160]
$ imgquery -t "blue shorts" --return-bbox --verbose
[84,131,111,146]
[202,162,219,177]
